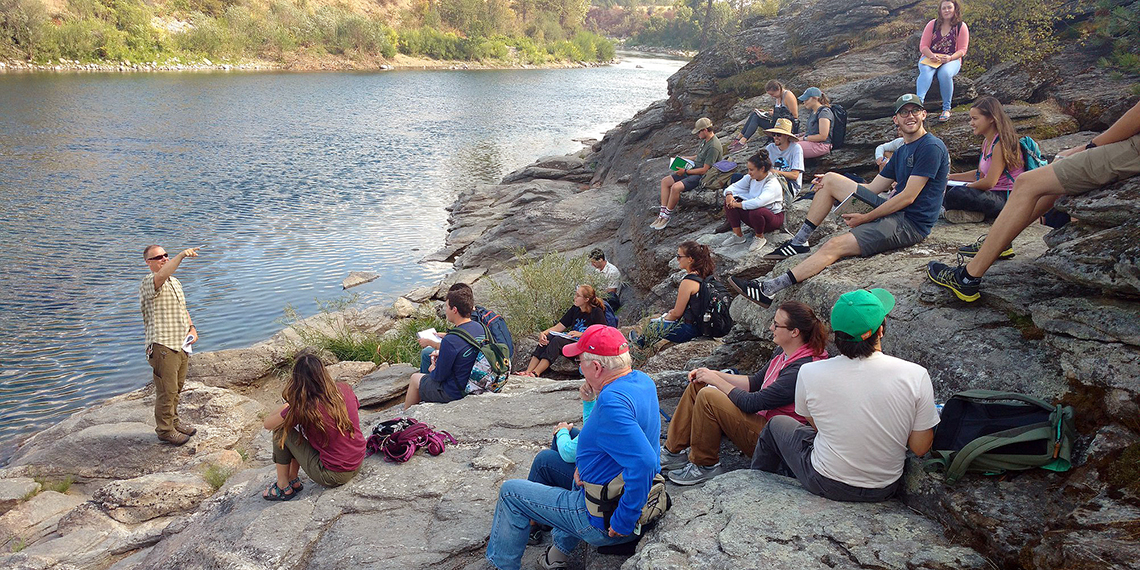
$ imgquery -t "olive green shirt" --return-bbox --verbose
[694,135,724,169]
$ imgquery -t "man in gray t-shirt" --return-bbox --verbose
[653,117,723,230]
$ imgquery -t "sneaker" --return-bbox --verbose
[762,240,810,260]
[650,215,669,230]
[749,235,768,252]
[727,139,746,153]
[927,260,981,302]
[157,431,191,446]
[728,276,773,308]
[958,235,1014,259]
[667,462,725,486]
[943,209,985,224]
[721,234,746,247]
[660,446,689,471]
[713,220,733,234]
[538,545,568,570]
[527,526,545,546]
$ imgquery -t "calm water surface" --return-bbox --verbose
[0,53,685,462]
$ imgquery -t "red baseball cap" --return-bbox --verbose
[562,325,630,358]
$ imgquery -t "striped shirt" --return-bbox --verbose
[140,274,190,352]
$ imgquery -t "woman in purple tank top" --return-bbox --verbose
[944,97,1026,222]
[916,0,970,122]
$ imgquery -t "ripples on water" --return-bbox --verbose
[0,54,685,462]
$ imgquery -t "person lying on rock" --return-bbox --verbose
[404,286,485,408]
[519,284,608,377]
[525,380,597,546]
[942,96,1026,224]
[262,352,365,501]
[417,282,514,376]
[751,289,939,502]
[718,150,785,253]
[588,248,623,311]
[728,79,800,153]
[928,99,1140,302]
[730,94,949,308]
[653,117,723,230]
[661,301,828,486]
[487,325,659,570]
[631,241,714,347]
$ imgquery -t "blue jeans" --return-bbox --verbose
[419,346,434,374]
[486,480,637,570]
[527,432,579,490]
[915,58,962,112]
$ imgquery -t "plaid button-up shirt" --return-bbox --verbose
[140,273,190,352]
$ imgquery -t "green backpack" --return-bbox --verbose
[925,390,1076,484]
[448,322,511,395]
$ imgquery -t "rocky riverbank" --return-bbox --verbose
[2,0,1139,568]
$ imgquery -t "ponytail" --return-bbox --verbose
[778,301,829,356]
[818,92,831,107]
[680,241,715,278]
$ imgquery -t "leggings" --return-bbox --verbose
[943,186,1008,219]
[741,110,800,141]
[916,58,962,112]
[725,205,785,234]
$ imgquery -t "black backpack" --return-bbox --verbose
[829,103,848,150]
[925,390,1076,484]
[683,275,734,338]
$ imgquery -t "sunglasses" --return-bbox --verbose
[147,253,169,261]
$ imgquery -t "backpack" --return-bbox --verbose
[925,390,1076,484]
[829,104,848,150]
[473,305,514,358]
[582,472,672,530]
[365,417,457,463]
[449,322,511,394]
[603,301,619,328]
[683,274,734,338]
[1018,136,1047,171]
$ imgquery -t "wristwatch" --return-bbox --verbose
[1086,141,1097,150]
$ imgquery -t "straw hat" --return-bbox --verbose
[764,118,799,139]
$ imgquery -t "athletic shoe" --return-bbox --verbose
[943,209,985,224]
[762,240,810,260]
[713,220,734,234]
[721,234,746,247]
[749,235,768,252]
[728,276,773,308]
[660,446,689,471]
[727,139,746,153]
[538,545,568,570]
[667,462,725,486]
[958,235,1014,259]
[650,215,669,230]
[927,260,981,302]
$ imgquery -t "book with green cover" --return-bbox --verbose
[670,157,695,171]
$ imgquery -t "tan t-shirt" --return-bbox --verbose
[140,274,189,352]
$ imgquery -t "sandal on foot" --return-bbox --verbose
[262,483,295,501]
[289,477,304,492]
[938,110,951,122]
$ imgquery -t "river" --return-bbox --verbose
[0,52,685,463]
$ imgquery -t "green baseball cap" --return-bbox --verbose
[831,288,896,340]
[893,93,924,114]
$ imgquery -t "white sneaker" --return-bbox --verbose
[667,462,725,486]
[660,446,689,471]
[749,235,768,252]
[650,215,670,230]
[721,234,746,247]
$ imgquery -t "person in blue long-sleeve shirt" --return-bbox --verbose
[486,325,660,570]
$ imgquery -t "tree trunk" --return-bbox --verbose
[701,0,714,49]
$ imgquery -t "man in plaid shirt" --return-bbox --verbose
[140,245,200,445]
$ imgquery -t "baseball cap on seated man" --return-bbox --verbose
[692,117,713,134]
[562,324,630,358]
[830,288,896,340]
[893,93,924,114]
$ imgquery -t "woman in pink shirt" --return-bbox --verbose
[262,353,366,500]
[944,96,1026,223]
[916,0,970,122]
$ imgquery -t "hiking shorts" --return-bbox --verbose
[845,185,927,257]
[1052,133,1140,195]
[420,374,456,404]
[671,173,703,191]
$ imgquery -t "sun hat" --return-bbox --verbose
[798,87,822,102]
[692,117,713,134]
[830,288,896,340]
[893,93,924,114]
[562,325,630,358]
[764,118,799,139]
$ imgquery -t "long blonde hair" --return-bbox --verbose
[277,353,353,447]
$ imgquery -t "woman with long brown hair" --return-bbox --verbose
[660,301,829,485]
[519,284,607,377]
[916,0,970,122]
[944,96,1025,223]
[633,241,715,346]
[262,352,365,500]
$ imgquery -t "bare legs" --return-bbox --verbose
[964,165,1065,278]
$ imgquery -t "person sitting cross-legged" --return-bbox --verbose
[927,99,1140,302]
[750,288,940,502]
[729,94,949,308]
[660,301,829,486]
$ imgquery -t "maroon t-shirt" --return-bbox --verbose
[280,383,366,472]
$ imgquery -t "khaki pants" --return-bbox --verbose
[272,429,358,488]
[148,343,187,436]
[665,383,768,466]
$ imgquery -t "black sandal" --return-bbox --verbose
[262,483,295,501]
[289,477,304,493]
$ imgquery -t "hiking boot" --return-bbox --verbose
[943,209,985,224]
[667,462,725,486]
[958,235,1014,259]
[927,260,981,302]
[660,446,689,471]
[749,236,768,252]
[728,276,773,308]
[762,240,810,260]
[158,431,191,446]
[650,215,669,230]
[713,220,733,234]
[174,423,197,436]
[721,234,746,247]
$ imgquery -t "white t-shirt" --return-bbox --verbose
[764,142,805,191]
[594,261,621,291]
[794,352,940,489]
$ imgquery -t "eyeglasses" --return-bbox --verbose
[896,108,925,118]
[676,254,689,260]
[146,253,169,261]
[770,321,793,330]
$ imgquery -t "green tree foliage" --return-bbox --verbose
[1092,0,1140,75]
[961,0,1069,76]
[627,0,735,49]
